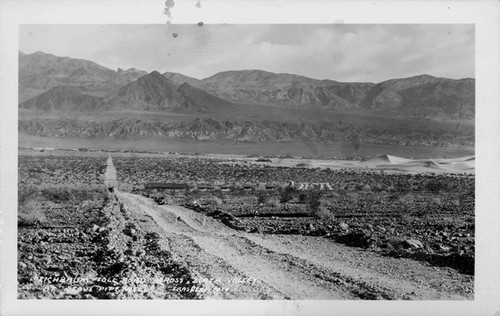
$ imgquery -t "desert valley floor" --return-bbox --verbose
[17,149,474,299]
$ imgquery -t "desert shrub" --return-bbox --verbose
[361,184,372,192]
[186,189,202,200]
[311,205,335,221]
[18,186,39,205]
[425,178,452,193]
[201,195,223,207]
[371,183,383,192]
[384,237,407,252]
[266,196,281,207]
[256,191,269,204]
[401,214,415,224]
[345,192,360,203]
[399,193,415,204]
[237,196,259,204]
[431,197,442,205]
[40,188,74,202]
[458,188,475,204]
[279,186,297,203]
[153,194,175,205]
[302,189,322,212]
[28,187,108,205]
[230,187,245,196]
[18,199,46,227]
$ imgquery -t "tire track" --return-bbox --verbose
[118,191,357,299]
[106,156,472,300]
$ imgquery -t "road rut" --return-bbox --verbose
[115,191,472,300]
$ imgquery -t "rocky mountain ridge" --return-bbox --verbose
[19,86,108,112]
[18,51,475,150]
[165,70,474,120]
[19,51,147,102]
[19,117,474,148]
[20,51,475,121]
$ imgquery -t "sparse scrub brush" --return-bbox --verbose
[256,191,269,204]
[345,192,360,203]
[399,193,415,204]
[298,192,306,203]
[266,196,281,207]
[311,205,335,221]
[303,189,324,218]
[18,186,39,205]
[458,188,474,204]
[306,189,322,211]
[425,178,452,193]
[18,199,46,227]
[279,186,296,203]
[385,237,406,252]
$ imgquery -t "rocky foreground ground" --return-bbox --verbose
[18,153,474,299]
[18,191,199,299]
[18,187,473,300]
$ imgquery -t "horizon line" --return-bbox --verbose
[19,50,476,84]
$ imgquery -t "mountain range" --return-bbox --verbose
[19,51,474,121]
[19,117,474,148]
[19,51,147,102]
[18,51,475,153]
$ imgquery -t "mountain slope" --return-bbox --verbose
[360,75,475,119]
[105,71,181,111]
[19,117,475,148]
[19,51,147,102]
[199,70,350,109]
[18,51,475,122]
[163,71,202,87]
[19,86,107,112]
[177,82,233,112]
[193,71,474,120]
[106,71,232,112]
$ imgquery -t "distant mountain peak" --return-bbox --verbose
[18,50,148,102]
[105,70,180,111]
[18,50,475,121]
[178,82,193,89]
[19,85,107,112]
[162,71,202,87]
[414,74,436,78]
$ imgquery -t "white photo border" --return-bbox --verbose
[1,0,500,315]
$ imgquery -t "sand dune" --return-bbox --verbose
[368,155,475,174]
[259,153,475,174]
[449,161,475,170]
[364,154,413,165]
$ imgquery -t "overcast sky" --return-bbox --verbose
[19,24,474,83]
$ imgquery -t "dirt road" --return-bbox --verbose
[115,190,472,300]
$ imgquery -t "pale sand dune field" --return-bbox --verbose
[249,154,475,174]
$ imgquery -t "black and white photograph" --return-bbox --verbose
[1,0,500,315]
